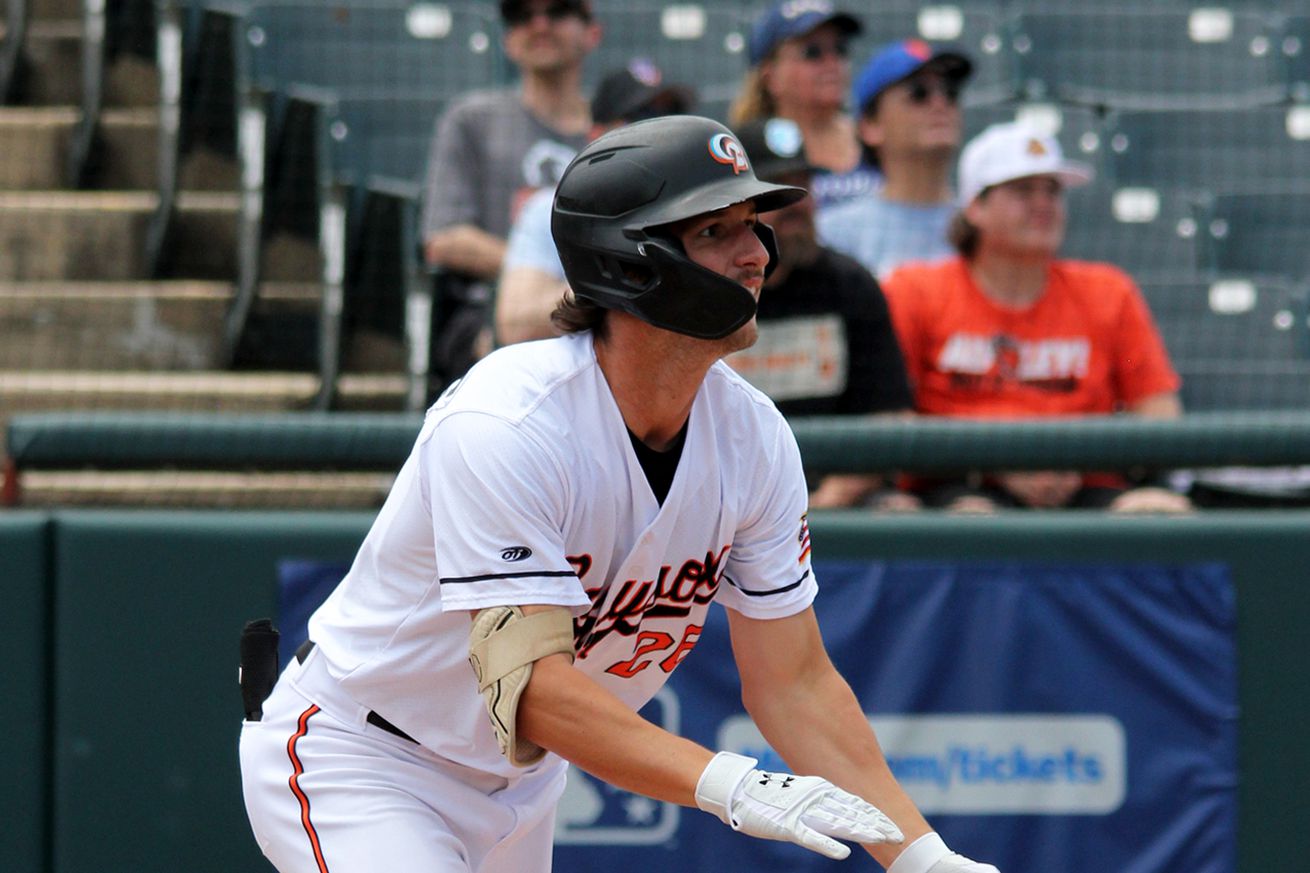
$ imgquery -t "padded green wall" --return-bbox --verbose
[0,514,50,873]
[21,510,1310,873]
[49,511,373,873]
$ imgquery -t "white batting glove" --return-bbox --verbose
[887,832,1001,873]
[694,751,904,860]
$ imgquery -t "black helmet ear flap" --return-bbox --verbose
[755,221,780,281]
[634,239,758,340]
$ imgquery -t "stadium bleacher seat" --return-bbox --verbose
[0,0,32,102]
[1012,7,1287,109]
[1140,269,1310,413]
[1285,15,1310,102]
[1177,361,1310,411]
[588,4,750,116]
[1140,273,1310,363]
[845,1,1015,105]
[1104,105,1310,196]
[1061,186,1205,280]
[245,1,503,102]
[1201,190,1310,279]
[150,1,507,408]
[334,95,446,187]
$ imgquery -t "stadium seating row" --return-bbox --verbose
[16,0,1310,411]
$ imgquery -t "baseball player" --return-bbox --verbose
[239,115,1001,873]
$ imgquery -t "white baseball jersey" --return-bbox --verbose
[308,331,817,780]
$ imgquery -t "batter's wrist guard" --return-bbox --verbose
[695,751,903,860]
[888,832,1002,873]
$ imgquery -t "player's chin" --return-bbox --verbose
[721,318,758,354]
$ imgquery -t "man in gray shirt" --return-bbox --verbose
[421,0,600,280]
[818,39,971,280]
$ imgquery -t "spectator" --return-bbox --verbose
[731,0,874,211]
[495,60,695,345]
[818,39,972,281]
[883,122,1192,513]
[729,117,918,510]
[420,0,601,376]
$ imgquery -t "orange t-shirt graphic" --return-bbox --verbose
[884,257,1180,418]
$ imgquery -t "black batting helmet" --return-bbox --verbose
[550,115,806,339]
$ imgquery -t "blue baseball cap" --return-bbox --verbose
[748,0,862,65]
[852,39,973,114]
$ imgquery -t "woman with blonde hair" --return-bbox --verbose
[732,0,877,211]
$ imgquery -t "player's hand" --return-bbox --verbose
[887,832,1001,873]
[695,751,903,860]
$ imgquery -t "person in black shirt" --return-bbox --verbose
[731,117,917,509]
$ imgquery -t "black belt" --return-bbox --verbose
[295,640,417,744]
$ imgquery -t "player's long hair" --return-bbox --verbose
[550,291,609,338]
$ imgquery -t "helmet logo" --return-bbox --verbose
[709,133,750,175]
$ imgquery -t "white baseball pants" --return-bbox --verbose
[239,645,564,873]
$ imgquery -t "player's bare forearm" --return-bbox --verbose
[423,224,507,279]
[727,607,932,867]
[518,653,714,806]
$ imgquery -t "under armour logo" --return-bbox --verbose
[758,773,797,789]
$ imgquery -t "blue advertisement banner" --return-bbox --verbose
[278,559,1237,873]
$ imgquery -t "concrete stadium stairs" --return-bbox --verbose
[0,0,404,507]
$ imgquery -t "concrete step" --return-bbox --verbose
[0,107,237,191]
[0,370,407,413]
[0,190,238,279]
[0,280,319,369]
[18,21,158,108]
[29,0,81,21]
[15,469,394,509]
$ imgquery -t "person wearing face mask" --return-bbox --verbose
[883,122,1192,513]
[731,1,876,212]
[818,39,973,281]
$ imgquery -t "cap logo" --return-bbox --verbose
[1026,138,1048,156]
[781,0,834,21]
[904,38,932,60]
[709,133,750,175]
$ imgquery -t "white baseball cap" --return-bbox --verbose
[957,121,1093,206]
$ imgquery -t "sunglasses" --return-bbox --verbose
[904,77,962,105]
[797,39,849,62]
[504,3,583,27]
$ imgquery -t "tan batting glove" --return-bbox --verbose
[694,751,904,860]
[887,832,1002,873]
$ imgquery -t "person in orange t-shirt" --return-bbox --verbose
[883,121,1191,513]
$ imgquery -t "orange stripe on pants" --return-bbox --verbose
[287,704,331,873]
